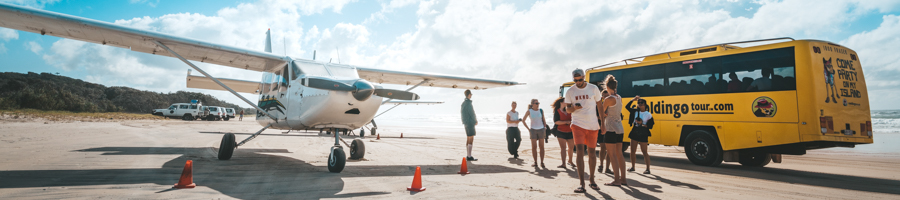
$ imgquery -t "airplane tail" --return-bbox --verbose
[264,29,272,53]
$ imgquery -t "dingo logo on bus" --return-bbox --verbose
[646,101,734,118]
[752,96,777,118]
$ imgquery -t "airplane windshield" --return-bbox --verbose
[326,64,359,78]
[294,61,330,76]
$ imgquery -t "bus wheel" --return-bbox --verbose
[685,130,723,166]
[739,151,771,167]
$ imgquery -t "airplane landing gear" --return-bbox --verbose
[328,146,346,172]
[349,138,365,159]
[218,133,236,160]
[328,128,347,173]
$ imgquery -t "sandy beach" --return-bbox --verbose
[1,118,899,199]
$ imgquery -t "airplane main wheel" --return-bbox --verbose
[218,133,236,160]
[370,127,377,136]
[349,139,366,159]
[328,147,346,173]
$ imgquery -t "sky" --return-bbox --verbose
[1,0,899,120]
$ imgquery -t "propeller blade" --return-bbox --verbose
[374,89,420,100]
[302,77,356,91]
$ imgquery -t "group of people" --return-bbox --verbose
[459,69,655,193]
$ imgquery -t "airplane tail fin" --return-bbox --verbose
[264,29,272,53]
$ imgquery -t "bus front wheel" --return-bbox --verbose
[739,151,771,167]
[685,130,723,166]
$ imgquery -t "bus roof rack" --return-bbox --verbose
[588,37,795,70]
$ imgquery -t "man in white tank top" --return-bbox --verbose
[506,101,522,159]
[563,69,604,193]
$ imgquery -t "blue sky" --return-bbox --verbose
[1,0,899,116]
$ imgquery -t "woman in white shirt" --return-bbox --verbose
[522,99,548,169]
[626,97,653,174]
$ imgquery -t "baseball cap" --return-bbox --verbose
[572,68,585,77]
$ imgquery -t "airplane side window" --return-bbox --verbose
[281,65,290,89]
[291,63,303,80]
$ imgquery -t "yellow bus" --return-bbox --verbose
[560,38,872,167]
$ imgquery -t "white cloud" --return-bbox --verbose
[23,41,41,53]
[0,28,17,41]
[0,43,6,54]
[841,15,900,109]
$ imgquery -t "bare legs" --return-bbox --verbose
[531,138,545,168]
[575,144,586,188]
[629,142,650,171]
[557,138,572,168]
[606,142,626,185]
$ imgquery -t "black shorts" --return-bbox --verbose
[603,132,623,143]
[465,125,476,136]
[555,131,573,139]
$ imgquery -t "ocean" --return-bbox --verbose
[377,110,900,155]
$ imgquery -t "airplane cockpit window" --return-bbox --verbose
[294,61,331,77]
[326,64,359,78]
[291,63,303,80]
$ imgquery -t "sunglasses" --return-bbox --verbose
[573,78,585,82]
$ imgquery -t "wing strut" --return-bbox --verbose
[381,79,430,105]
[152,40,277,121]
[237,123,273,147]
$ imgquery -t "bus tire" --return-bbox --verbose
[684,130,723,166]
[739,151,771,167]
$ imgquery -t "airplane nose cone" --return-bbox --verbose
[352,80,375,101]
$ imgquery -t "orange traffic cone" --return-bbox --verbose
[400,133,404,138]
[377,134,380,140]
[407,166,426,192]
[458,157,470,174]
[173,160,196,188]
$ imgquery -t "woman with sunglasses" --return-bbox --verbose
[522,99,548,169]
[626,96,654,174]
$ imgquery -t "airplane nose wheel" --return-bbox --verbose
[328,146,346,173]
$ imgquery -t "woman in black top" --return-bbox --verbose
[626,96,654,174]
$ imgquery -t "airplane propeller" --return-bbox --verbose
[302,77,420,101]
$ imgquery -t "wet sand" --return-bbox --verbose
[1,119,899,199]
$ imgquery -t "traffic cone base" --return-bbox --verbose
[407,166,426,192]
[173,160,196,189]
[458,157,470,174]
[400,133,403,138]
[376,134,380,140]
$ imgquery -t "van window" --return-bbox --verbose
[190,105,198,109]
[179,105,189,109]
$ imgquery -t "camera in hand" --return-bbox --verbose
[575,103,581,107]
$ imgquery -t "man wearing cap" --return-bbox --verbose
[461,89,479,161]
[563,68,604,193]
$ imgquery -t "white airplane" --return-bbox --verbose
[0,3,523,173]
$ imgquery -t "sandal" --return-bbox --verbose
[644,169,651,174]
[605,169,613,174]
[627,167,635,172]
[541,163,546,168]
[574,187,586,193]
[604,182,620,186]
[589,183,600,190]
[557,164,566,168]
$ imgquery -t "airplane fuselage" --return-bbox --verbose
[254,60,384,131]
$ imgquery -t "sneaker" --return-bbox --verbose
[467,156,478,161]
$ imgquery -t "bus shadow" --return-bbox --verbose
[627,153,900,195]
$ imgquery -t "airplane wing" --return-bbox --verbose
[383,100,444,105]
[357,67,524,90]
[0,3,289,72]
[186,74,260,94]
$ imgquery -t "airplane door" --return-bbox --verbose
[257,64,291,129]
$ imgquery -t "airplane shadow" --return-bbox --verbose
[623,153,900,195]
[0,147,526,199]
